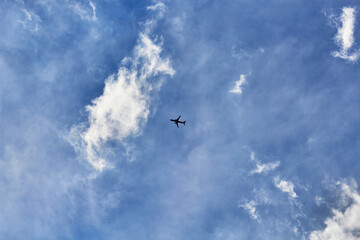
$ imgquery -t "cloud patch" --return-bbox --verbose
[248,152,279,175]
[274,177,297,198]
[70,33,174,171]
[329,7,360,62]
[239,200,259,220]
[69,1,174,171]
[229,74,247,94]
[250,161,280,175]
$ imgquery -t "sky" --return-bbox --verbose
[1,0,360,239]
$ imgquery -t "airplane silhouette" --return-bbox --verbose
[170,115,186,128]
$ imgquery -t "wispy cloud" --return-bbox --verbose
[18,8,41,33]
[229,74,247,94]
[239,200,259,220]
[143,1,167,35]
[250,161,280,175]
[69,1,174,171]
[248,152,279,175]
[147,1,166,13]
[71,1,97,21]
[273,177,297,198]
[329,7,360,62]
[309,182,360,240]
[239,189,272,222]
[89,1,97,20]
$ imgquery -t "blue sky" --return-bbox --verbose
[1,0,360,239]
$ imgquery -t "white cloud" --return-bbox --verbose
[69,3,174,171]
[71,1,97,21]
[229,74,247,94]
[250,161,280,175]
[239,200,259,220]
[309,182,360,240]
[336,8,355,51]
[147,1,166,13]
[330,7,360,62]
[274,177,297,198]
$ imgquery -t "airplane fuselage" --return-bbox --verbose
[170,115,186,128]
[170,119,185,124]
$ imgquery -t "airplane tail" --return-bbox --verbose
[184,120,186,125]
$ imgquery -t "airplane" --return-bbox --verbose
[170,115,186,128]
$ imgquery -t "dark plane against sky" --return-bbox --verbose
[170,115,186,128]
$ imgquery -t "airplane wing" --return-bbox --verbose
[176,115,181,121]
[176,122,179,128]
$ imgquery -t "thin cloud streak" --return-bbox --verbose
[89,1,97,21]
